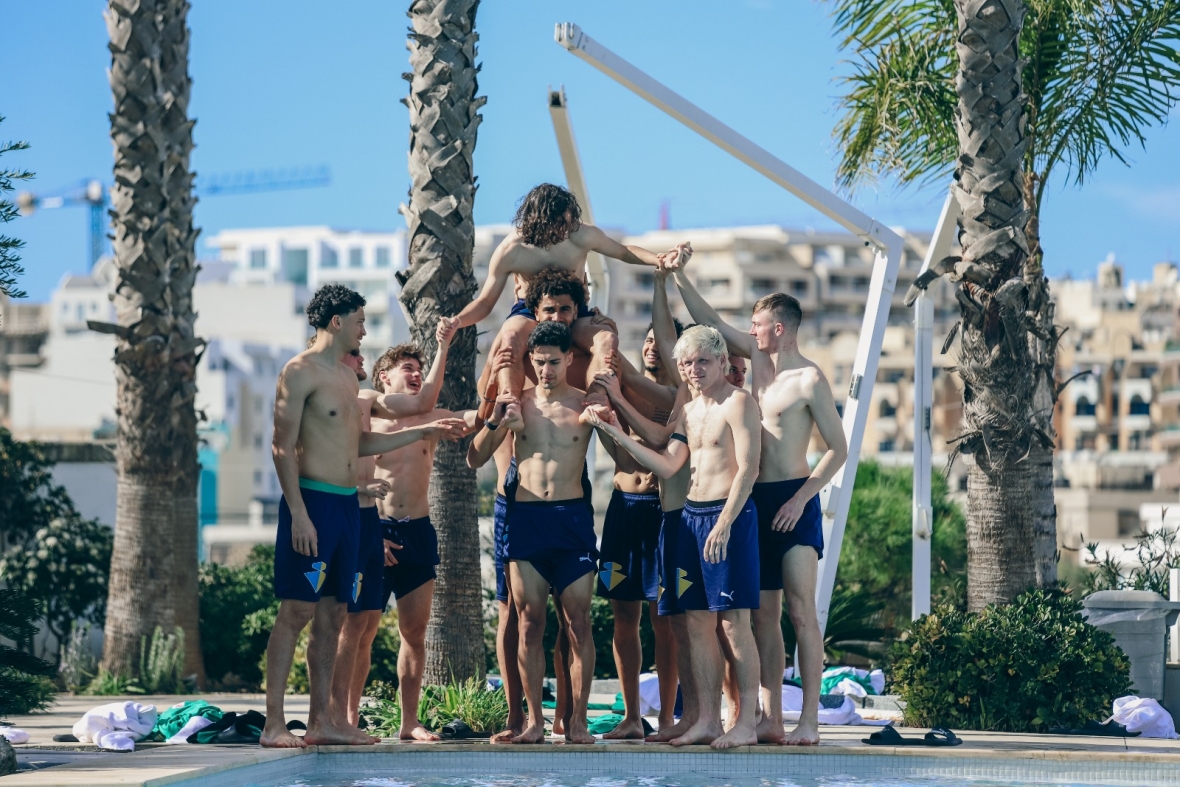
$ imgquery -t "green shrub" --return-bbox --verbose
[361,677,508,736]
[891,588,1132,732]
[138,627,187,694]
[199,545,277,689]
[0,584,56,715]
[85,667,141,696]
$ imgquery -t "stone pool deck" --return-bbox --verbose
[5,694,1180,786]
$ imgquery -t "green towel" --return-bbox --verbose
[820,667,877,696]
[149,700,224,741]
[611,692,626,713]
[587,713,624,735]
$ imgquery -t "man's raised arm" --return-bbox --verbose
[591,367,681,449]
[271,362,317,556]
[671,268,757,360]
[652,268,680,382]
[454,242,512,328]
[369,319,458,420]
[579,224,669,268]
[359,417,467,457]
[466,395,516,469]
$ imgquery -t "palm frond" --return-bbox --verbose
[1034,0,1180,202]
[830,15,958,192]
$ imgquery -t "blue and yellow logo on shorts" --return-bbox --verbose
[599,561,627,591]
[304,561,327,593]
[352,572,363,603]
[676,567,693,598]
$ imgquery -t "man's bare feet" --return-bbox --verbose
[512,723,547,744]
[603,717,645,740]
[490,728,518,744]
[784,719,820,746]
[646,717,691,742]
[552,718,565,736]
[712,720,757,749]
[304,723,378,746]
[260,723,307,749]
[756,714,787,744]
[400,724,441,741]
[670,720,723,747]
[564,718,595,745]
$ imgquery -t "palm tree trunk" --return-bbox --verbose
[951,0,1041,610]
[398,0,487,683]
[1021,173,1059,588]
[160,0,206,686]
[99,0,197,676]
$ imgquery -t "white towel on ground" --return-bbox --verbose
[1112,696,1179,739]
[638,672,662,715]
[0,727,30,744]
[72,701,158,751]
[781,684,881,725]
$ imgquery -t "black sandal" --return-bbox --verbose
[862,725,927,746]
[924,727,962,746]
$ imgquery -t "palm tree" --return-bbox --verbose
[828,0,1180,609]
[397,0,487,682]
[94,0,204,679]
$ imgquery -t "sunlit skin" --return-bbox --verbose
[666,250,849,747]
[726,356,747,389]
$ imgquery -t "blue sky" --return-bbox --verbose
[4,0,1179,301]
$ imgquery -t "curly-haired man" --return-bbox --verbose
[262,284,467,749]
[448,184,687,419]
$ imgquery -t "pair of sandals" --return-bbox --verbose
[862,725,962,746]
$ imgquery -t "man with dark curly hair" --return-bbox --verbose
[262,284,467,749]
[448,183,687,420]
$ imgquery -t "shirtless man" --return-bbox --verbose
[726,356,747,390]
[671,262,848,746]
[330,319,469,736]
[262,284,466,749]
[467,321,613,745]
[450,183,679,418]
[471,268,593,742]
[595,315,682,739]
[585,324,762,749]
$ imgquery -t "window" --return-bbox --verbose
[635,302,652,316]
[253,470,263,486]
[878,439,896,452]
[349,247,364,268]
[322,246,339,268]
[249,249,267,269]
[751,278,776,295]
[1129,395,1150,416]
[791,280,808,296]
[1075,397,1096,416]
[75,303,84,322]
[253,434,263,449]
[703,278,731,292]
[283,248,309,286]
[375,247,391,268]
[1118,509,1142,537]
[883,369,905,384]
[958,476,968,492]
[879,400,897,418]
[635,272,654,288]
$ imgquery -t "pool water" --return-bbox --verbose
[256,773,1145,787]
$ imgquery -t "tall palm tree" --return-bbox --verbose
[829,0,1180,609]
[95,0,204,678]
[397,0,487,682]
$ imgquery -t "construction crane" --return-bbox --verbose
[16,165,332,270]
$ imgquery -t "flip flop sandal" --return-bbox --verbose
[440,719,492,739]
[923,727,962,746]
[1048,720,1140,737]
[862,725,927,746]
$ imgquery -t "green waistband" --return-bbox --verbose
[299,478,357,495]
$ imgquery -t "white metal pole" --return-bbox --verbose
[911,191,960,619]
[547,86,610,311]
[554,21,906,637]
[1170,566,1180,663]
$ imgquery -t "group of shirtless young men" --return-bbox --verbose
[260,184,847,752]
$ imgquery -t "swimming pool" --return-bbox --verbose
[166,748,1180,787]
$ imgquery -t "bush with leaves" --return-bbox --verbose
[361,677,508,736]
[59,622,98,693]
[891,588,1131,732]
[198,545,277,688]
[0,515,113,654]
[1073,527,1180,597]
[0,583,55,715]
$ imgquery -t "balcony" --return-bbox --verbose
[1158,426,1180,447]
[1071,415,1099,432]
[1157,387,1180,405]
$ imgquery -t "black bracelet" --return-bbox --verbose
[485,420,499,431]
